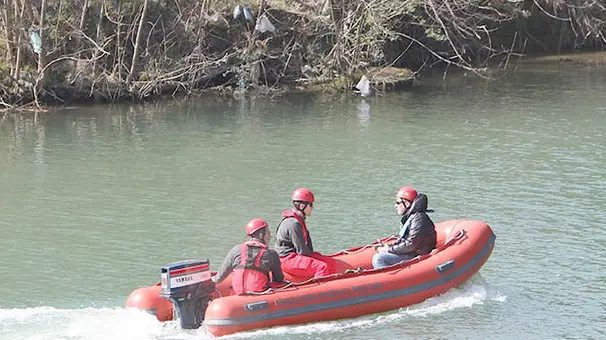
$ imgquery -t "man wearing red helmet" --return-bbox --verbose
[275,188,333,279]
[372,186,437,268]
[212,218,286,294]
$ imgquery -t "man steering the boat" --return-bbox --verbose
[372,186,437,268]
[212,218,286,294]
[275,188,333,279]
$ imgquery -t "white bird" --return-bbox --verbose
[29,28,42,54]
[255,14,276,33]
[233,5,255,27]
[242,6,254,24]
[354,75,371,97]
[233,5,243,20]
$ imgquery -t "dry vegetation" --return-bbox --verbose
[1,0,605,108]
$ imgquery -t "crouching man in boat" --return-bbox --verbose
[212,218,287,294]
[275,188,334,279]
[372,186,437,269]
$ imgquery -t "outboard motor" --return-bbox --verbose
[160,259,215,329]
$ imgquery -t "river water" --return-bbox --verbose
[1,59,604,340]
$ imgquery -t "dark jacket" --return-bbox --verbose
[389,193,437,256]
[214,239,285,284]
[275,212,314,257]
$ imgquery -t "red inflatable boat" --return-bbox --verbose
[126,219,495,336]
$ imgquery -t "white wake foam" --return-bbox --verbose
[0,275,504,340]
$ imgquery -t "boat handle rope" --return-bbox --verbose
[251,229,467,294]
[329,236,399,256]
[438,229,466,251]
[329,227,465,257]
[213,287,223,298]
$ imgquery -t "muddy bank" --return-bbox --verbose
[1,0,605,109]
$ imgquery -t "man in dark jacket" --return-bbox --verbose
[372,186,437,269]
[212,218,286,294]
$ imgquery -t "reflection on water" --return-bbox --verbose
[356,100,371,128]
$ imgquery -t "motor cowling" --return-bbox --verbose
[159,259,215,329]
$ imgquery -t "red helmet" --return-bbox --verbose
[396,186,417,202]
[245,218,269,236]
[291,187,315,203]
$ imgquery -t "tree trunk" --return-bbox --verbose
[2,0,15,73]
[91,3,104,78]
[77,0,88,59]
[79,0,88,31]
[126,0,149,85]
[114,1,123,82]
[37,0,46,75]
[12,0,24,79]
[53,0,63,50]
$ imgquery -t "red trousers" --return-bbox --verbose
[280,252,334,279]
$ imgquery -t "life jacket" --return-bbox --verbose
[232,240,270,295]
[280,209,310,245]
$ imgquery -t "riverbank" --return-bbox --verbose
[1,0,605,110]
